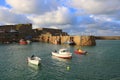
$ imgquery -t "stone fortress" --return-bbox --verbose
[0,23,96,46]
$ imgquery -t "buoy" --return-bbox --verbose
[67,66,70,70]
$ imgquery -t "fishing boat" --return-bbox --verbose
[26,40,31,44]
[52,56,70,62]
[19,39,27,45]
[28,62,39,70]
[51,49,72,59]
[74,36,87,55]
[19,41,27,45]
[74,49,87,55]
[65,40,76,45]
[27,56,41,65]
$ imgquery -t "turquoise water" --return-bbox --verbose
[0,40,120,80]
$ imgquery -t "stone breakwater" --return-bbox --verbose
[37,35,96,46]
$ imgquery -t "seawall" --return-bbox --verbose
[37,35,96,46]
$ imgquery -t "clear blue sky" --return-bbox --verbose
[0,0,120,36]
[0,0,5,6]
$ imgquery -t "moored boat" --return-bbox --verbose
[28,62,39,70]
[19,41,27,45]
[74,49,87,55]
[52,56,70,62]
[27,56,41,65]
[51,49,72,59]
[26,40,31,44]
[19,39,27,45]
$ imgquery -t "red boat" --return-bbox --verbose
[74,50,87,55]
[19,41,27,45]
[19,39,27,45]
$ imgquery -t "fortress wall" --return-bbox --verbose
[72,36,81,45]
[39,35,96,46]
[80,36,96,46]
[60,36,70,44]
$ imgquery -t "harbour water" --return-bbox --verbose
[0,40,120,80]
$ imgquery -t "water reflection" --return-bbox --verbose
[51,55,71,73]
[27,63,41,79]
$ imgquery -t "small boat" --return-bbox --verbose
[28,62,39,70]
[69,42,76,45]
[65,40,76,45]
[52,56,70,62]
[20,41,27,45]
[19,39,27,45]
[52,49,72,59]
[74,49,87,55]
[26,40,31,44]
[27,56,41,65]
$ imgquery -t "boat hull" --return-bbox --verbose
[52,52,72,59]
[19,41,27,45]
[27,57,41,65]
[74,50,87,55]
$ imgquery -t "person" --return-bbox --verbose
[77,48,82,52]
[31,55,35,60]
[54,50,57,52]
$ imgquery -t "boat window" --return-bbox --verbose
[62,50,67,52]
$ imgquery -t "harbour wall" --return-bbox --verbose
[38,35,96,46]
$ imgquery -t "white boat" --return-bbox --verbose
[28,62,39,70]
[26,40,31,44]
[27,56,41,65]
[52,56,70,62]
[52,49,72,59]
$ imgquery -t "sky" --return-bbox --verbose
[0,0,120,36]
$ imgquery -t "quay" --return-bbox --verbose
[0,23,96,46]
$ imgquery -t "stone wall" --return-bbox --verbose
[0,23,33,43]
[38,35,96,46]
[0,23,96,45]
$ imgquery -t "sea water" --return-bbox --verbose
[0,40,120,80]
